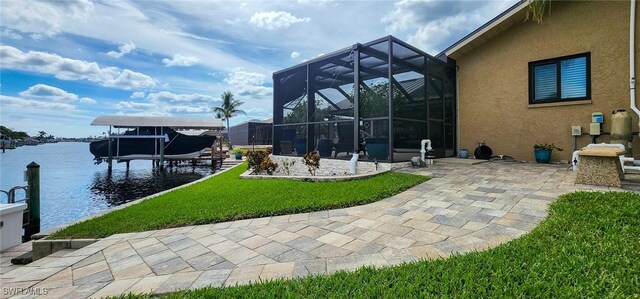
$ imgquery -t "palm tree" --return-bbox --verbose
[36,131,47,140]
[212,91,245,146]
[526,0,551,23]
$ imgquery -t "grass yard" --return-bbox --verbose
[121,191,639,298]
[50,164,427,239]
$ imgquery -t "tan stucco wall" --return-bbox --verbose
[455,1,640,162]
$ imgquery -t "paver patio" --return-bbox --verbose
[0,162,623,298]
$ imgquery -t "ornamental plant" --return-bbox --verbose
[246,149,278,175]
[259,158,278,175]
[533,143,563,151]
[280,159,296,176]
[302,150,320,176]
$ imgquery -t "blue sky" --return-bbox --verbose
[0,0,516,137]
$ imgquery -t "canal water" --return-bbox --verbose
[0,142,217,230]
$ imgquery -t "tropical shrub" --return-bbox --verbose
[302,150,320,176]
[246,149,278,175]
[280,158,296,176]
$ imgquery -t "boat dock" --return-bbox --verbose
[146,146,229,168]
[90,116,226,172]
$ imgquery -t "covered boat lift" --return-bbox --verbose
[91,115,225,171]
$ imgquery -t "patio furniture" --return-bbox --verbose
[317,138,332,157]
[576,147,625,187]
[280,128,296,154]
[333,122,365,158]
[295,138,307,156]
[280,141,293,154]
[364,137,389,160]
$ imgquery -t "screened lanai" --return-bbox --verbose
[272,36,456,162]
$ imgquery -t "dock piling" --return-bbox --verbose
[107,137,113,172]
[219,136,224,161]
[159,137,165,170]
[26,162,40,240]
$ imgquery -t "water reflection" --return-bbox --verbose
[90,165,217,206]
[0,142,219,229]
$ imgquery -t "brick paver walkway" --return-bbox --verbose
[0,162,614,298]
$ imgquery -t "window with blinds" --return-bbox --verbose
[528,53,590,104]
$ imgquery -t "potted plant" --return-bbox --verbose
[533,143,563,163]
[233,149,244,160]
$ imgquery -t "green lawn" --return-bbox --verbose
[50,164,427,239]
[122,191,639,298]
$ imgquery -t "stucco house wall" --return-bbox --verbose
[452,1,640,161]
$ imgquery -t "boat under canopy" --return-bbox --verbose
[89,116,224,164]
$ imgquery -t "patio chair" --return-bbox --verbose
[334,122,365,158]
[280,128,296,154]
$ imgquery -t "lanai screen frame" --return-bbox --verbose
[272,35,456,162]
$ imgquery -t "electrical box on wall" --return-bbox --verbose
[590,122,601,135]
[571,126,582,136]
[592,112,604,123]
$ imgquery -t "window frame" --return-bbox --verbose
[528,52,591,104]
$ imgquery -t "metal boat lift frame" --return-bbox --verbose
[91,116,225,171]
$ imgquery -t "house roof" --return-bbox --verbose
[228,118,273,129]
[91,115,223,129]
[438,0,529,60]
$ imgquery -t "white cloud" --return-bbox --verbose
[166,106,210,113]
[146,91,217,103]
[0,45,156,90]
[115,91,221,116]
[162,54,199,67]
[1,29,23,40]
[0,96,97,137]
[243,107,270,115]
[115,101,155,110]
[0,0,94,37]
[224,70,273,99]
[160,29,233,45]
[382,0,516,54]
[130,91,145,98]
[30,33,46,41]
[290,51,300,59]
[0,95,75,110]
[107,41,136,58]
[225,71,266,87]
[17,84,97,105]
[1,0,278,76]
[103,69,156,90]
[79,97,97,104]
[249,11,310,30]
[297,0,335,4]
[19,84,78,102]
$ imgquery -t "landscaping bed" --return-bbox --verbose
[124,191,639,298]
[49,163,427,239]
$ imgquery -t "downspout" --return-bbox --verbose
[631,0,640,133]
[349,153,359,175]
[456,65,461,153]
